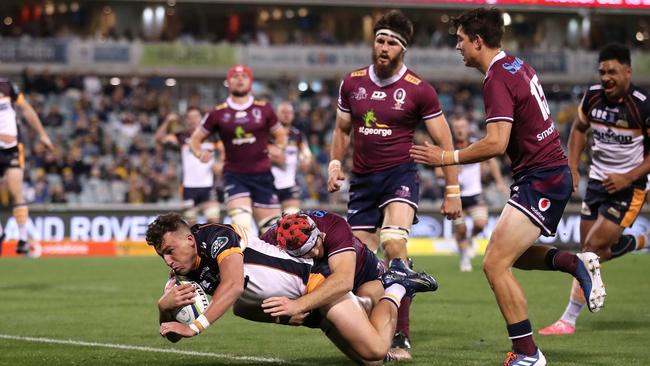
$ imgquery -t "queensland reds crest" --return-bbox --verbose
[538,198,551,212]
[393,88,406,110]
[252,108,262,123]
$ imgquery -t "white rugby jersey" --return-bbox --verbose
[176,131,216,188]
[0,79,21,149]
[579,84,650,185]
[271,127,309,190]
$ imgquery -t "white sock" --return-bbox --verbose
[560,300,585,326]
[381,284,406,307]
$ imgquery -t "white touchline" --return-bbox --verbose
[0,334,304,365]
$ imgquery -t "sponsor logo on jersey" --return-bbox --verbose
[210,236,230,258]
[235,111,247,119]
[351,69,367,77]
[538,198,551,212]
[353,87,368,100]
[404,74,421,85]
[223,112,232,122]
[536,124,556,141]
[200,241,207,250]
[358,110,392,136]
[592,128,633,144]
[371,91,387,101]
[252,108,262,123]
[502,57,524,74]
[615,119,629,128]
[232,126,256,145]
[632,90,647,102]
[393,88,406,110]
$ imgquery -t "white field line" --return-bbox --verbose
[0,334,304,364]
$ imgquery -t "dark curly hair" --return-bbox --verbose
[373,10,414,46]
[146,212,190,249]
[452,7,504,49]
[598,43,631,66]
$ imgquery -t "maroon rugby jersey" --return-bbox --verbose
[483,52,567,178]
[261,210,368,277]
[338,65,442,174]
[201,96,281,174]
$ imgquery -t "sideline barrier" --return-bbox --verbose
[0,205,648,257]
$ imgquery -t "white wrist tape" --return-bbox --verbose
[453,150,460,164]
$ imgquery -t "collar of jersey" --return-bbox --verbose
[369,64,407,88]
[485,50,507,80]
[227,95,254,111]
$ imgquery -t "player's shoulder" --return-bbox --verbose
[253,99,268,107]
[631,85,649,104]
[402,69,426,87]
[212,102,228,113]
[342,66,370,85]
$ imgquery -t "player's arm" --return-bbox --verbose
[15,95,53,151]
[327,109,352,192]
[155,113,179,145]
[262,251,356,316]
[603,128,650,193]
[423,114,461,219]
[160,253,245,339]
[411,121,511,166]
[268,125,288,165]
[190,127,213,163]
[213,140,225,176]
[567,109,590,192]
[298,139,313,172]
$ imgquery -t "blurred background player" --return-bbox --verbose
[540,43,650,336]
[0,78,53,255]
[155,107,224,225]
[148,212,438,364]
[327,10,461,359]
[411,8,606,365]
[269,102,312,215]
[191,65,287,235]
[449,115,508,272]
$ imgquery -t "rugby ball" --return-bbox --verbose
[164,277,210,324]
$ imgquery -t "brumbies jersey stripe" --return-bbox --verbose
[580,84,650,185]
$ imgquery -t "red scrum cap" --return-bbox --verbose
[227,64,253,80]
[276,213,321,257]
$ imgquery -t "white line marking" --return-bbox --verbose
[0,334,299,364]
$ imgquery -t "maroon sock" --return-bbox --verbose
[546,249,577,275]
[512,335,537,356]
[507,319,536,356]
[396,296,411,337]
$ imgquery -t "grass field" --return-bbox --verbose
[1,254,648,365]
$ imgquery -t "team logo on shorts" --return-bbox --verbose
[538,198,551,212]
[395,185,411,198]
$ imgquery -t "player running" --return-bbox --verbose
[0,78,53,255]
[539,43,650,336]
[191,65,286,235]
[155,107,223,225]
[327,10,461,358]
[269,102,312,215]
[148,212,438,364]
[410,8,606,365]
